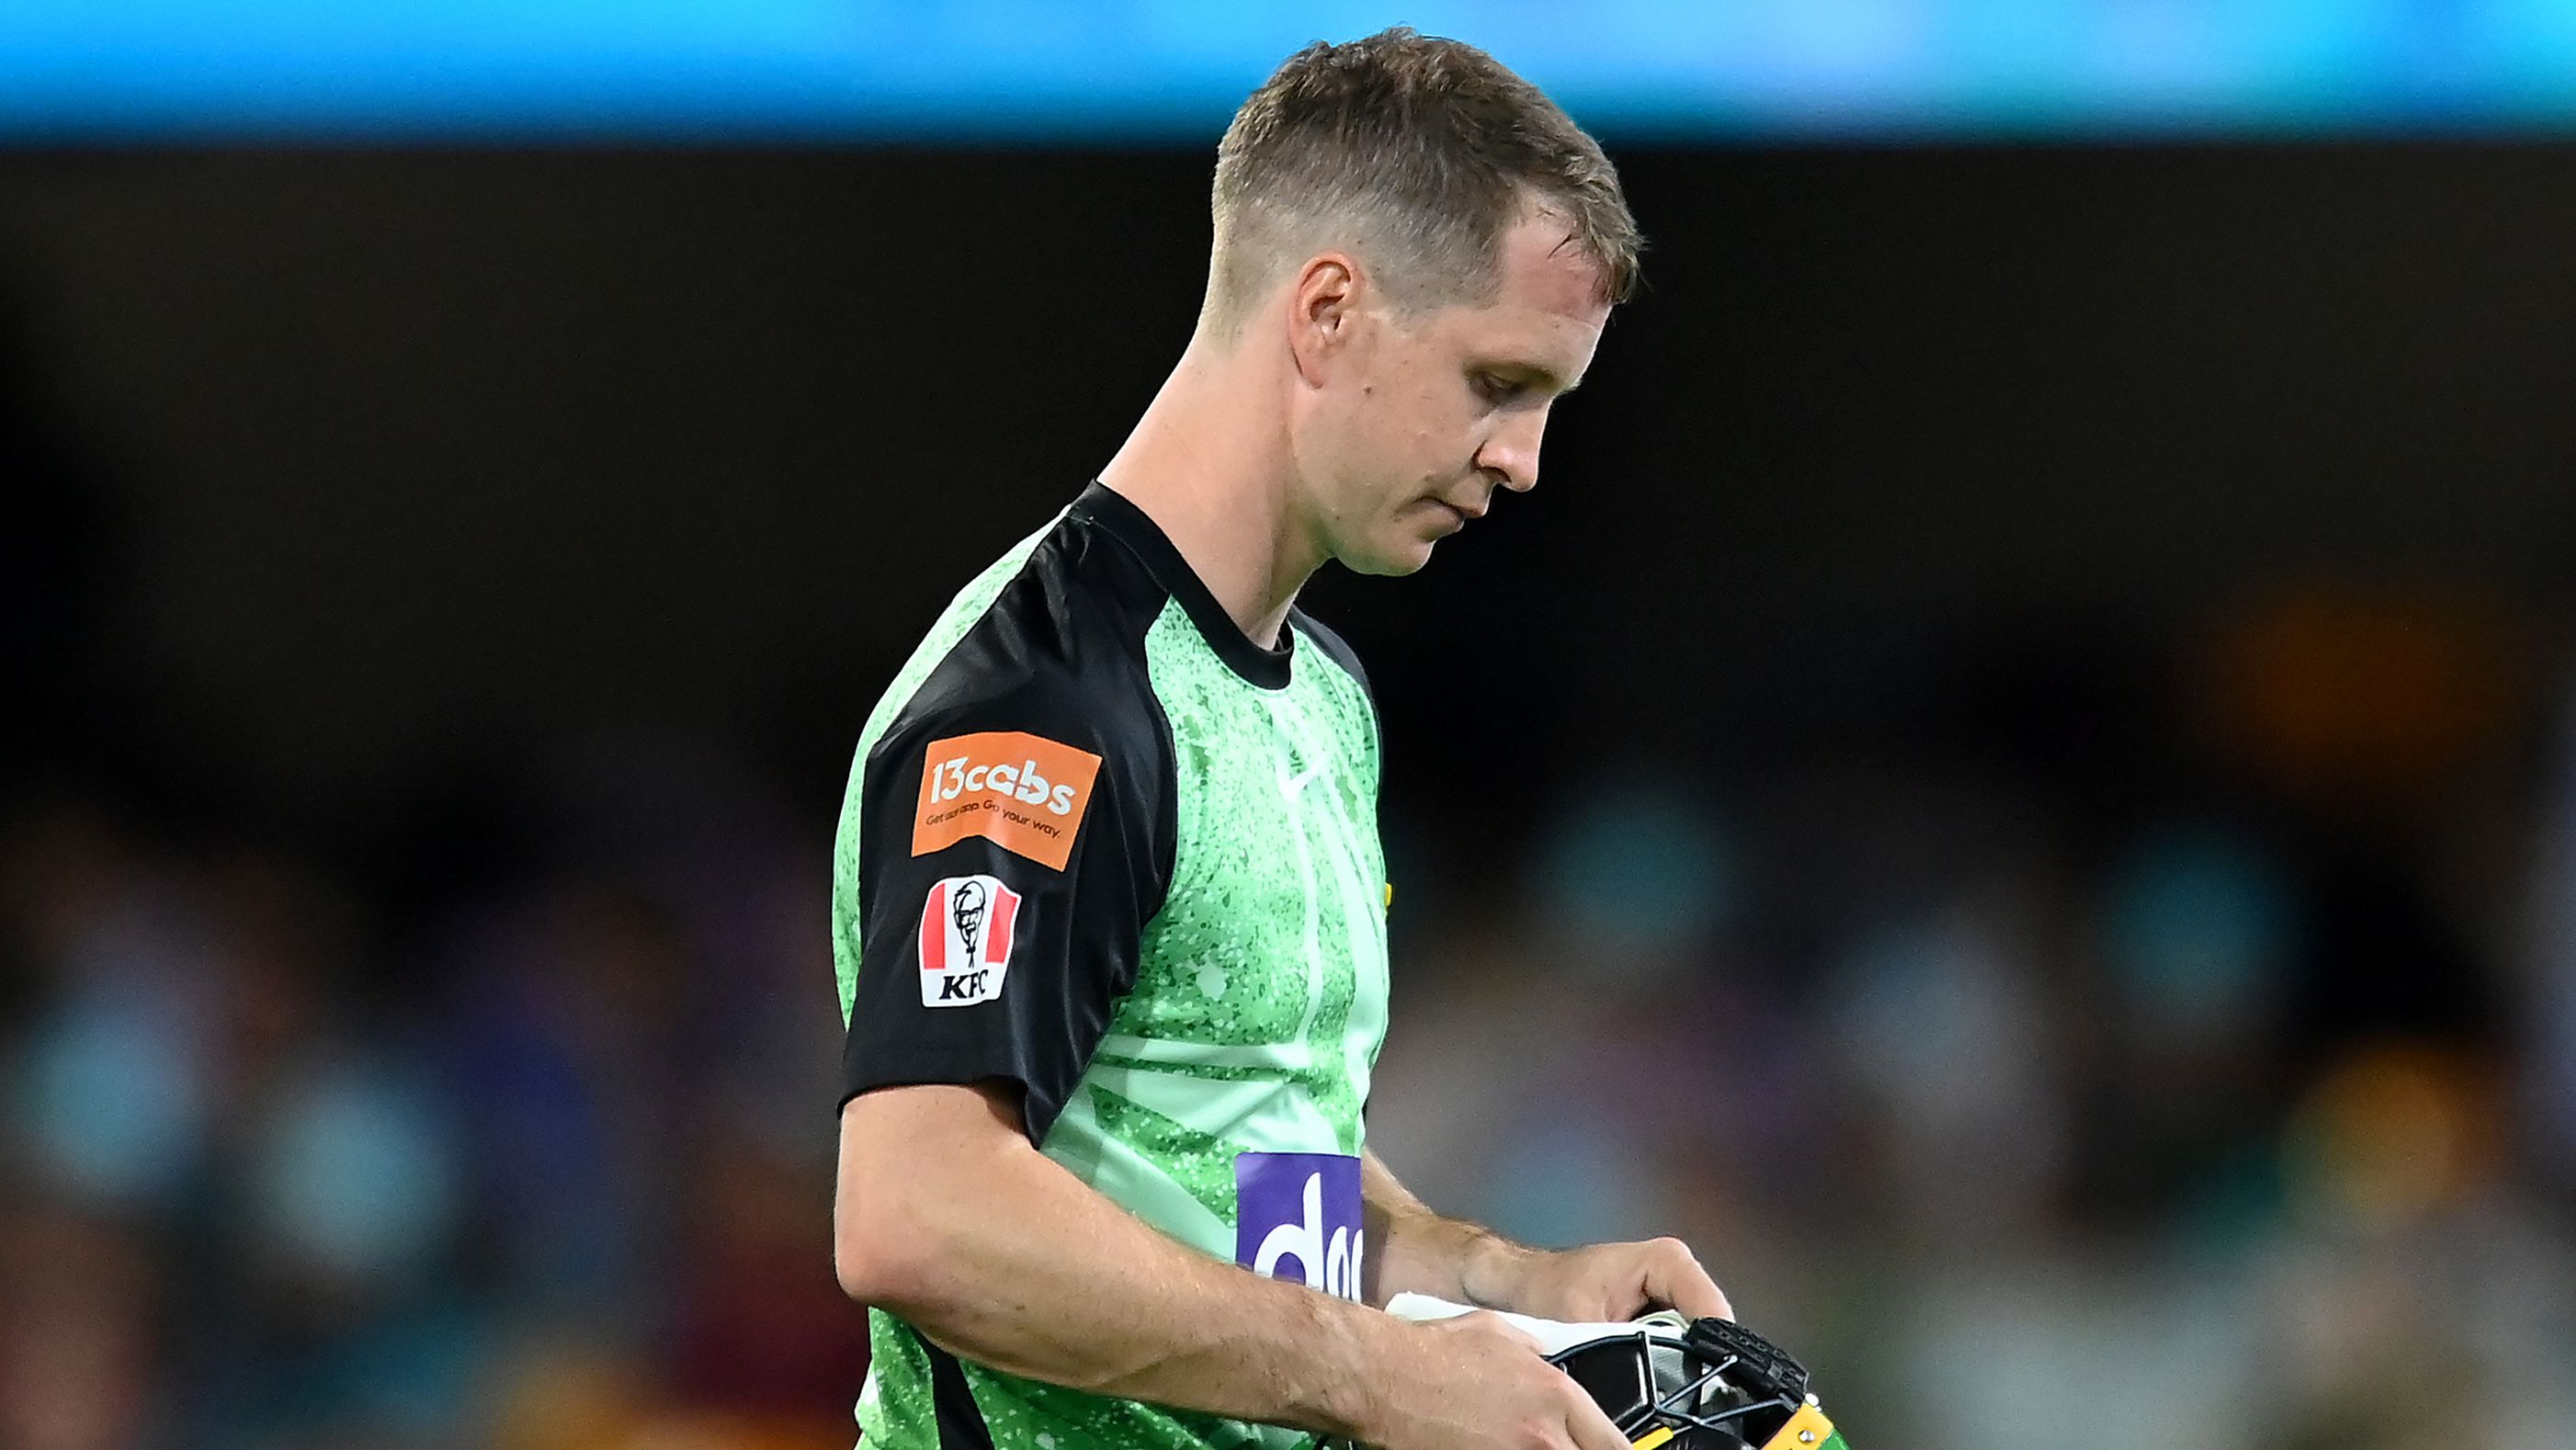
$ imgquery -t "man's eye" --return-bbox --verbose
[1473,373,1518,403]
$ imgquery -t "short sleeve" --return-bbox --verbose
[834,679,1170,1145]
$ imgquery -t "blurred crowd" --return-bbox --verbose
[1,734,862,1450]
[8,579,2576,1450]
[1369,585,2576,1448]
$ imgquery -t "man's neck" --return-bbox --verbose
[1095,334,1323,650]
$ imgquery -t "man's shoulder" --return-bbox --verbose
[868,504,1173,769]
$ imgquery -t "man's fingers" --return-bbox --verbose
[1643,1240,1733,1321]
[1563,1388,1634,1450]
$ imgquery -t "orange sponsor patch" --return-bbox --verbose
[912,731,1103,870]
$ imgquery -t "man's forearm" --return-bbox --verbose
[1359,1150,1535,1309]
[838,1090,1400,1438]
[1360,1150,1737,1326]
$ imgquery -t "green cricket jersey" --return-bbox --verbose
[832,481,1390,1449]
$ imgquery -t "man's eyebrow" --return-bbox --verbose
[1489,362,1582,395]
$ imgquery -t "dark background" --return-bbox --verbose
[6,145,2576,1448]
[15,148,2576,829]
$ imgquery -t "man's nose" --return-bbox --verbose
[1475,411,1546,493]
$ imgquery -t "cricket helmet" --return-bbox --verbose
[1546,1314,1849,1450]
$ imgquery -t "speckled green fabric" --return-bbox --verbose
[851,593,1388,1450]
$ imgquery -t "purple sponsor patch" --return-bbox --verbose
[1234,1151,1364,1301]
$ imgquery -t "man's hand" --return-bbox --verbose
[1471,1237,1732,1323]
[1359,1311,1632,1450]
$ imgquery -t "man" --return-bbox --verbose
[830,28,1729,1450]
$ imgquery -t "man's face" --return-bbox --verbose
[1296,211,1615,576]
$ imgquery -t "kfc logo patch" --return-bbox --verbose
[918,874,1020,1007]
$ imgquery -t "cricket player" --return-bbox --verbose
[831,27,1730,1450]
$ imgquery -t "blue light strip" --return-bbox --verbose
[6,0,2576,142]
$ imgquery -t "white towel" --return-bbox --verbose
[1384,1291,1692,1356]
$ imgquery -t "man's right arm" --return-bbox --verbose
[834,1080,1633,1450]
[832,681,1626,1448]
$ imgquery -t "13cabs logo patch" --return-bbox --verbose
[913,731,1103,871]
[918,874,1020,1007]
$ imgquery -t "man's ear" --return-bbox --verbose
[1286,253,1361,387]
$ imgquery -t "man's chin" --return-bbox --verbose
[1342,539,1437,578]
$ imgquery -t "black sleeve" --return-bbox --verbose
[837,675,1172,1145]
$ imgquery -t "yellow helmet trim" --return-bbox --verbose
[1757,1403,1839,1450]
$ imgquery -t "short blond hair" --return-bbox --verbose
[1206,27,1641,334]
